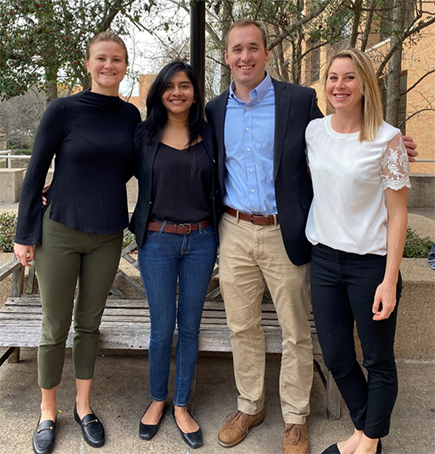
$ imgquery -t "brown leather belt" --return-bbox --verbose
[225,206,279,225]
[146,218,212,235]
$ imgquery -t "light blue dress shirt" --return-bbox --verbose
[223,73,276,214]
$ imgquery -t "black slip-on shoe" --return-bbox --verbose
[172,407,203,449]
[74,404,105,448]
[139,401,166,440]
[32,418,56,454]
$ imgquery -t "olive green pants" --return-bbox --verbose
[35,211,123,390]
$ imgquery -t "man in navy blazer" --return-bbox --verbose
[205,20,322,454]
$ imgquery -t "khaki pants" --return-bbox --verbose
[35,211,123,389]
[219,213,313,424]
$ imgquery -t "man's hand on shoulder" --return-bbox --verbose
[402,135,418,162]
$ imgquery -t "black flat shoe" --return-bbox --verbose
[139,401,166,440]
[321,443,340,454]
[32,418,56,454]
[376,439,382,453]
[321,439,382,454]
[74,404,105,448]
[172,407,203,449]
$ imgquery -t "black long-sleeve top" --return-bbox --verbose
[15,89,141,245]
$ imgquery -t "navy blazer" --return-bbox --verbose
[129,120,221,248]
[205,78,322,266]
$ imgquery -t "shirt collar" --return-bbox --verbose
[229,72,272,104]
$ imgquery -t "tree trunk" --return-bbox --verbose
[349,0,363,48]
[45,70,58,106]
[384,0,406,126]
[219,0,232,92]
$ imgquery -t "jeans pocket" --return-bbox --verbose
[146,230,159,237]
[202,224,216,235]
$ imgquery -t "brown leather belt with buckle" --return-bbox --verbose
[225,206,279,225]
[146,218,212,235]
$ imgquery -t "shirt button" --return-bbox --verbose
[247,148,250,151]
[249,168,253,172]
[251,189,255,193]
[246,107,249,111]
[246,127,249,131]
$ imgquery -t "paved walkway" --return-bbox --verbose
[0,350,434,454]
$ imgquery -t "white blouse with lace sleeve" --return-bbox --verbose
[305,116,411,256]
[381,133,411,191]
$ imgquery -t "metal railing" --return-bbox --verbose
[0,150,54,169]
[0,149,433,168]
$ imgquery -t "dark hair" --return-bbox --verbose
[86,31,129,66]
[225,19,268,50]
[142,61,203,147]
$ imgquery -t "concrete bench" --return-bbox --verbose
[0,243,341,419]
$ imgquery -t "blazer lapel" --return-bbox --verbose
[213,91,229,192]
[273,80,292,180]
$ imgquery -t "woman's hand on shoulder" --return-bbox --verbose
[14,243,35,267]
[372,281,397,321]
[402,134,418,162]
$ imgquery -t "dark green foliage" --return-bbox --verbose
[0,213,17,253]
[403,226,432,259]
[0,0,156,100]
[122,232,136,249]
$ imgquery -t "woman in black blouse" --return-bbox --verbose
[130,61,220,449]
[14,32,141,454]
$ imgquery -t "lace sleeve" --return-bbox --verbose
[381,133,411,191]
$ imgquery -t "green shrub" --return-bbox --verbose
[0,213,17,253]
[403,226,432,259]
[123,232,136,249]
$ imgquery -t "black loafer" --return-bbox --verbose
[172,407,203,449]
[32,418,56,454]
[139,401,166,440]
[74,405,105,448]
[322,439,382,454]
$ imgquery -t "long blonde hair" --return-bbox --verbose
[323,47,383,142]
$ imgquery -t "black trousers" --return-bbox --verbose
[310,243,402,439]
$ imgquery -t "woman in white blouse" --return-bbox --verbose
[305,48,410,454]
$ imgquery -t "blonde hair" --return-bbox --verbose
[86,31,129,66]
[323,47,383,142]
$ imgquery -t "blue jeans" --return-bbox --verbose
[138,222,217,407]
[310,244,402,439]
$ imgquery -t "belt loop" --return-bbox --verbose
[198,221,203,234]
[236,210,240,223]
[159,221,166,234]
[273,214,277,226]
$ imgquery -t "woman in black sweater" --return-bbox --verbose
[14,31,141,454]
[130,61,220,449]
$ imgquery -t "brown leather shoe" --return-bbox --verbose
[217,410,265,447]
[283,423,310,454]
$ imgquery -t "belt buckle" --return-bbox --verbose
[180,223,192,234]
[250,214,256,224]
